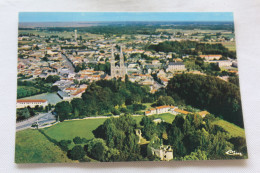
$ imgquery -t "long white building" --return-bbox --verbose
[16,99,48,109]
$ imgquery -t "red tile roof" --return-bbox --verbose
[17,99,47,103]
[156,105,170,109]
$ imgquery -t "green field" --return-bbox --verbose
[22,92,62,105]
[221,42,236,51]
[151,113,176,124]
[143,103,153,110]
[43,118,107,141]
[19,30,102,40]
[43,113,173,143]
[15,129,76,163]
[15,114,245,163]
[213,119,246,138]
[133,116,144,124]
[43,116,145,141]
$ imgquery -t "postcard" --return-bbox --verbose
[15,12,247,163]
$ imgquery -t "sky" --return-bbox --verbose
[19,12,233,22]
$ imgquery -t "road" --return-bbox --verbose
[16,111,56,132]
[16,112,144,131]
[61,54,75,73]
[64,114,144,122]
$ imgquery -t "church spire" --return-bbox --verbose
[111,45,115,67]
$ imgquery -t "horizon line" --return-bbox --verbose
[19,20,234,23]
[19,12,234,23]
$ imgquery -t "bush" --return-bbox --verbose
[58,140,72,151]
[111,109,120,115]
[68,145,85,160]
[73,136,83,144]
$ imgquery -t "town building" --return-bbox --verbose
[145,105,190,116]
[16,99,48,109]
[217,60,233,67]
[198,111,209,118]
[208,60,233,67]
[166,62,186,72]
[199,54,222,61]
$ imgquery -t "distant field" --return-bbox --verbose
[201,41,236,52]
[212,119,245,138]
[15,129,76,163]
[22,92,62,105]
[19,30,102,40]
[222,42,236,51]
[19,30,74,38]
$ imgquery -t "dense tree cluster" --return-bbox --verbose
[45,75,60,83]
[148,41,236,58]
[142,113,247,160]
[166,73,244,127]
[88,62,111,75]
[55,101,72,121]
[74,62,87,72]
[92,114,143,161]
[37,22,233,36]
[229,76,240,86]
[152,95,175,107]
[54,79,153,121]
[55,112,247,162]
[17,76,60,98]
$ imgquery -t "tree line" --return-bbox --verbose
[17,75,61,98]
[148,41,236,59]
[59,113,247,162]
[54,78,155,121]
[166,73,244,127]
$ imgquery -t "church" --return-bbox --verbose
[110,45,127,80]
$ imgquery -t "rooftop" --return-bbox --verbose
[169,62,184,65]
[17,99,47,103]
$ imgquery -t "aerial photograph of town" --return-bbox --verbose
[15,12,247,163]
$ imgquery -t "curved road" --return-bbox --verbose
[16,110,56,132]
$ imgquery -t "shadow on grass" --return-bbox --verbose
[38,129,59,147]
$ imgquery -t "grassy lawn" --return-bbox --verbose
[44,116,147,142]
[212,119,246,138]
[43,118,107,141]
[142,103,153,111]
[151,113,176,124]
[15,129,76,163]
[133,115,145,124]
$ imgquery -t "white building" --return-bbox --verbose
[145,105,190,116]
[166,62,186,72]
[217,60,233,67]
[16,99,48,109]
[199,54,222,61]
[208,60,233,67]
